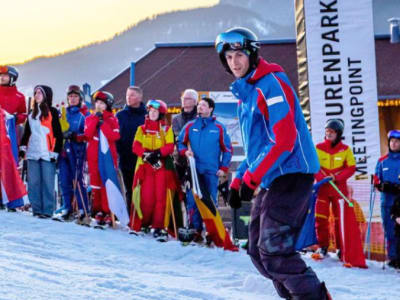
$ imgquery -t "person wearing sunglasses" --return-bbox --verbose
[215,27,331,299]
[84,91,120,226]
[129,99,174,241]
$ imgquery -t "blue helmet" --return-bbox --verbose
[0,65,19,86]
[388,130,400,140]
[215,27,260,74]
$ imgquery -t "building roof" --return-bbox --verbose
[99,37,399,107]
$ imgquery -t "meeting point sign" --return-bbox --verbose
[298,0,379,177]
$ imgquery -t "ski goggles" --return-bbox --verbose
[67,85,81,95]
[215,32,259,54]
[147,99,160,110]
[388,130,400,140]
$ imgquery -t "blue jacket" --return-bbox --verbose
[64,105,89,159]
[178,116,232,174]
[375,152,400,207]
[116,103,146,170]
[230,58,319,190]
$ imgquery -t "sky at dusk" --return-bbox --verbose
[2,0,219,65]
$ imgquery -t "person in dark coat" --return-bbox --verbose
[116,86,146,211]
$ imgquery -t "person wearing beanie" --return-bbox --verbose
[84,91,120,226]
[116,86,146,212]
[0,66,27,211]
[374,130,400,268]
[55,85,90,222]
[19,85,63,218]
[129,99,174,241]
[215,27,331,299]
[314,119,356,259]
[177,97,232,243]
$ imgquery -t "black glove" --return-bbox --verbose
[18,150,26,159]
[95,112,103,128]
[240,181,255,203]
[381,182,400,194]
[145,150,162,165]
[228,188,241,209]
[63,131,73,139]
[375,183,384,192]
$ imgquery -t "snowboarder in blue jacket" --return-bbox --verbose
[215,27,331,299]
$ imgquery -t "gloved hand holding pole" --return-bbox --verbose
[328,180,354,207]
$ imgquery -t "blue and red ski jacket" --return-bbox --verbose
[374,151,400,206]
[178,116,232,174]
[230,58,319,190]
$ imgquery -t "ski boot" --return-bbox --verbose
[153,228,168,242]
[52,208,72,222]
[75,210,91,227]
[311,247,328,260]
[193,230,204,244]
[95,212,105,225]
[104,214,112,227]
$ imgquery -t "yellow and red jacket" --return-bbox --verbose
[133,119,174,158]
[315,139,356,196]
[132,119,174,185]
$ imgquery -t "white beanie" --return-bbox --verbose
[181,89,198,102]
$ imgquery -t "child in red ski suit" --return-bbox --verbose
[84,91,120,225]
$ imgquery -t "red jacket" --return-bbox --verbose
[84,111,120,168]
[0,85,27,125]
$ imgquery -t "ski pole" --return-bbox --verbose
[167,189,178,239]
[364,174,376,259]
[328,181,354,207]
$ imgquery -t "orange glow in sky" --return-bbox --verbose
[2,0,219,65]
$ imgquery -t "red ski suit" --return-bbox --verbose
[130,119,174,231]
[84,111,120,214]
[315,139,356,249]
[0,85,27,125]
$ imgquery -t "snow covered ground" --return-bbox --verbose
[0,211,399,300]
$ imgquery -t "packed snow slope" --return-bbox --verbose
[0,211,398,300]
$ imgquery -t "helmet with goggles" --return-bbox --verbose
[0,65,19,86]
[146,99,167,114]
[215,27,260,74]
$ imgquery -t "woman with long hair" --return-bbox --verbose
[19,85,63,218]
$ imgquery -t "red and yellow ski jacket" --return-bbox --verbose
[132,119,174,171]
[315,139,356,196]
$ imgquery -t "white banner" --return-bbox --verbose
[304,0,379,177]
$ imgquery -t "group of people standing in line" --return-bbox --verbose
[1,26,400,299]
